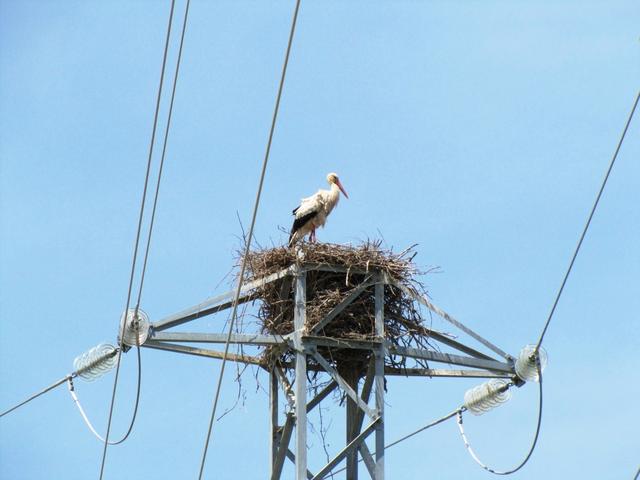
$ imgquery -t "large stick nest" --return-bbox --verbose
[242,241,435,378]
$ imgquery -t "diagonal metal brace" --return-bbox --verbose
[153,266,294,331]
[141,341,263,365]
[271,413,295,480]
[311,351,377,420]
[384,273,513,361]
[285,450,315,479]
[353,357,375,441]
[387,344,514,374]
[274,366,295,410]
[359,442,377,479]
[310,275,375,334]
[307,381,338,413]
[311,418,379,480]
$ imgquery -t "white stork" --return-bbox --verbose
[289,172,349,246]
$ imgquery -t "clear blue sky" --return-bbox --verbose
[1,1,638,479]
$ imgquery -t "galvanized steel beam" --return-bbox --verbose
[387,344,514,373]
[311,351,377,420]
[142,341,263,365]
[311,419,379,480]
[152,266,294,331]
[374,280,385,479]
[294,269,308,480]
[310,275,374,333]
[384,273,513,361]
[148,331,289,346]
[385,367,511,378]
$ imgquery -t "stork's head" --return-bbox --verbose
[327,172,348,198]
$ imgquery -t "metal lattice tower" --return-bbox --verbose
[137,261,516,479]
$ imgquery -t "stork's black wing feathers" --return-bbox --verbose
[290,210,318,236]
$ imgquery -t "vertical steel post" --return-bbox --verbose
[294,269,307,480]
[374,278,385,479]
[270,369,279,476]
[346,371,360,480]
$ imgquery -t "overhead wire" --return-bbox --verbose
[534,89,640,355]
[74,343,142,446]
[98,0,179,478]
[197,1,302,478]
[0,374,75,418]
[359,88,639,477]
[330,407,463,476]
[459,89,639,475]
[133,0,191,316]
[66,345,141,445]
[0,347,120,419]
[457,364,543,475]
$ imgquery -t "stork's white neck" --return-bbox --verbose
[326,183,340,211]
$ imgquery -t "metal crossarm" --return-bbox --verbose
[385,367,511,378]
[142,341,263,365]
[387,344,514,373]
[384,274,513,361]
[152,266,294,331]
[393,319,498,361]
[148,331,289,346]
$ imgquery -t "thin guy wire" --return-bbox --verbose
[99,1,176,477]
[535,89,640,354]
[134,0,191,315]
[197,1,301,477]
[0,374,74,418]
[633,464,640,480]
[331,407,463,476]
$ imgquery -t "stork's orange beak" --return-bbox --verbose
[336,179,349,199]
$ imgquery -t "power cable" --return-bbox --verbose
[67,345,142,445]
[197,1,301,477]
[384,407,461,450]
[69,343,142,446]
[99,1,177,478]
[0,374,74,418]
[330,407,463,476]
[457,364,543,475]
[535,89,640,354]
[459,88,639,476]
[133,0,191,315]
[0,346,121,419]
[359,90,639,476]
[98,0,190,451]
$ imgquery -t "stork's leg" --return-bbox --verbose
[310,227,317,243]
